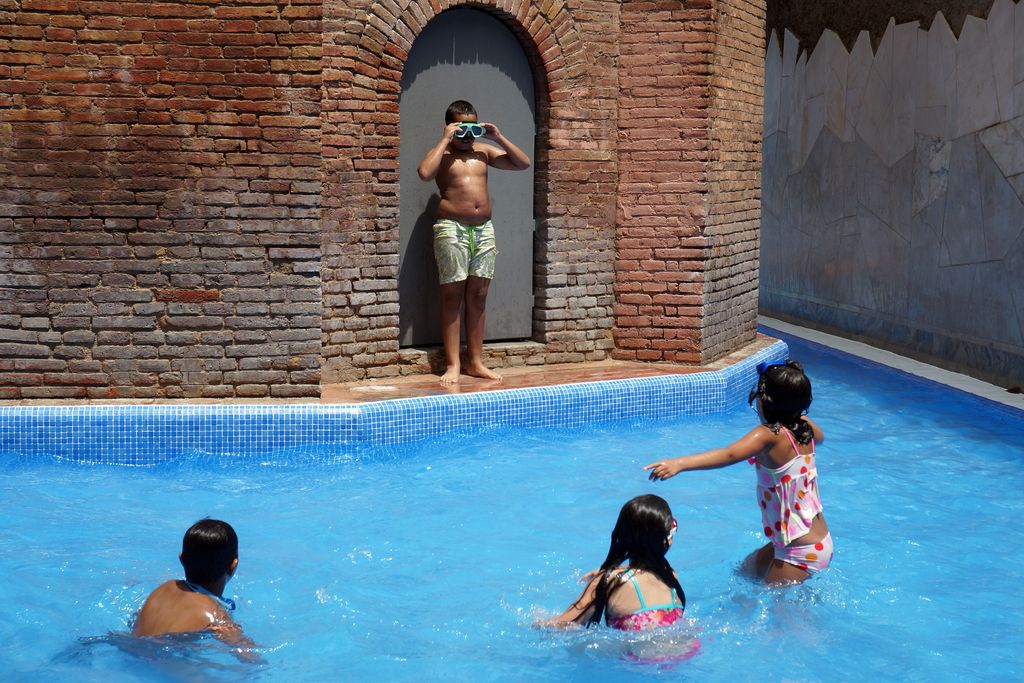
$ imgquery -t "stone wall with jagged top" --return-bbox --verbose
[761,0,1024,386]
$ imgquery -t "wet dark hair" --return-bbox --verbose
[579,494,685,627]
[180,519,238,585]
[444,100,477,123]
[748,359,814,444]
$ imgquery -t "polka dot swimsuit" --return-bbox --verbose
[754,427,824,548]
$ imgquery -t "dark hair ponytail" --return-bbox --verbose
[577,495,685,626]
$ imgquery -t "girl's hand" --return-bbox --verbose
[644,458,683,481]
[578,568,601,584]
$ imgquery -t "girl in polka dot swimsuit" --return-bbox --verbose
[645,360,833,585]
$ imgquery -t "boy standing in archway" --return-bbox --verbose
[417,100,531,385]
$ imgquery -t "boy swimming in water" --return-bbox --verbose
[133,518,255,652]
[417,100,531,385]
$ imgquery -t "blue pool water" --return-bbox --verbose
[1,330,1023,682]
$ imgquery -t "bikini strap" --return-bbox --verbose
[780,426,813,457]
[622,569,648,609]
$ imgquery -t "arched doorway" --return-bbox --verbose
[398,8,537,347]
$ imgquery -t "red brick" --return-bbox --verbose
[155,289,221,303]
[0,0,762,397]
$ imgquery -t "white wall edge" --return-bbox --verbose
[758,315,1024,410]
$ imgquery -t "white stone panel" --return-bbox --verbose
[802,93,827,168]
[1016,0,1024,117]
[809,218,844,303]
[954,16,1001,138]
[965,261,1023,344]
[799,162,826,240]
[762,3,1024,372]
[846,31,874,136]
[1010,173,1024,204]
[988,0,1015,122]
[761,132,786,214]
[913,25,930,128]
[858,20,898,166]
[758,210,784,291]
[805,30,829,100]
[777,172,815,293]
[803,30,831,158]
[818,30,852,141]
[856,141,894,229]
[977,135,1024,260]
[979,116,1024,177]
[782,29,799,78]
[891,21,919,164]
[936,263,997,338]
[891,147,916,240]
[812,129,854,225]
[1005,223,1024,344]
[907,200,948,327]
[917,13,956,138]
[942,135,987,265]
[778,30,800,134]
[786,51,808,171]
[764,30,782,138]
[912,135,951,215]
[847,210,909,316]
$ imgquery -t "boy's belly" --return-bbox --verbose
[436,196,492,225]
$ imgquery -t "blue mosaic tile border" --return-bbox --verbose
[0,341,788,465]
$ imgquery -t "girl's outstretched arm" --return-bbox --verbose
[644,427,770,481]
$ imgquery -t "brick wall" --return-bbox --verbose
[616,0,712,364]
[1,0,767,399]
[320,0,621,383]
[614,0,763,364]
[703,0,763,361]
[0,0,323,399]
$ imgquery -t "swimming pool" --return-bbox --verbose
[1,329,1022,681]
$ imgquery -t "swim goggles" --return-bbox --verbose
[184,580,236,611]
[453,123,485,139]
[668,518,678,543]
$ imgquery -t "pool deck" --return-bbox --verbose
[322,334,778,404]
[761,316,1024,410]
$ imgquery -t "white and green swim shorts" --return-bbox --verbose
[432,218,497,284]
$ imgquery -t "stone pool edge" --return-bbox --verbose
[0,341,788,464]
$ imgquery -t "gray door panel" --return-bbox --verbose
[398,8,536,346]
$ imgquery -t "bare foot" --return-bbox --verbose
[465,362,502,382]
[440,366,461,385]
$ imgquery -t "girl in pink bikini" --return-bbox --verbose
[645,360,833,585]
[543,494,687,630]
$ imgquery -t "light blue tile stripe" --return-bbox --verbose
[0,341,787,464]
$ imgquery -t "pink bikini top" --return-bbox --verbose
[754,427,824,546]
[605,570,685,631]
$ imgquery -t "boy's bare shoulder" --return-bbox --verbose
[134,581,228,637]
[146,579,184,601]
